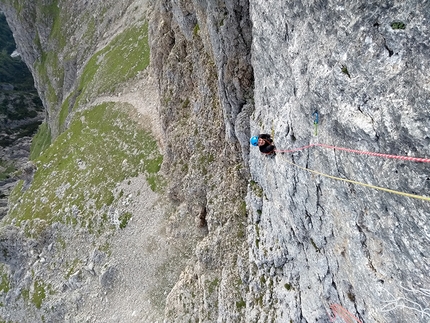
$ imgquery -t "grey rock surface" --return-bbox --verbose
[248,0,430,322]
[0,0,429,322]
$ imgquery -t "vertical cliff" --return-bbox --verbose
[0,0,429,322]
[0,0,253,321]
[248,1,430,322]
[150,1,254,321]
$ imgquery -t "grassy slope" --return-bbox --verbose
[0,8,161,318]
[7,17,157,230]
[8,102,163,234]
[59,22,150,130]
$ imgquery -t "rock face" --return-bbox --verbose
[248,1,430,322]
[0,0,429,322]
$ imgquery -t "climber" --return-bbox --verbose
[250,134,276,156]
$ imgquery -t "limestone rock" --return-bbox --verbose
[0,0,428,322]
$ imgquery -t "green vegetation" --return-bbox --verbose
[99,241,112,256]
[17,121,42,138]
[21,288,29,303]
[58,96,71,130]
[32,0,66,108]
[146,173,166,192]
[0,7,163,317]
[198,153,215,168]
[236,222,246,239]
[42,0,66,49]
[0,95,32,120]
[0,14,43,154]
[181,98,190,110]
[31,280,46,309]
[0,14,15,54]
[208,278,219,294]
[30,123,52,160]
[65,259,81,279]
[193,24,200,37]
[284,283,292,290]
[0,160,16,181]
[239,201,247,217]
[0,14,35,91]
[7,103,164,237]
[255,294,263,306]
[391,21,406,30]
[236,298,246,310]
[310,238,320,252]
[341,65,351,78]
[0,272,11,294]
[74,22,150,110]
[48,20,151,134]
[260,275,266,285]
[119,212,132,229]
[249,180,263,198]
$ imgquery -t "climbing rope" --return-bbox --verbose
[283,158,430,202]
[328,304,363,323]
[275,136,430,201]
[276,143,430,163]
[266,110,430,201]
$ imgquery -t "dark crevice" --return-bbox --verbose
[333,150,342,177]
[316,184,322,203]
[305,150,310,169]
[284,22,289,42]
[331,278,341,300]
[381,35,394,57]
[384,44,394,57]
[356,224,377,273]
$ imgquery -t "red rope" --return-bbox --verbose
[275,143,430,163]
[328,304,363,323]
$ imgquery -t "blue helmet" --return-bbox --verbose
[250,136,259,146]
